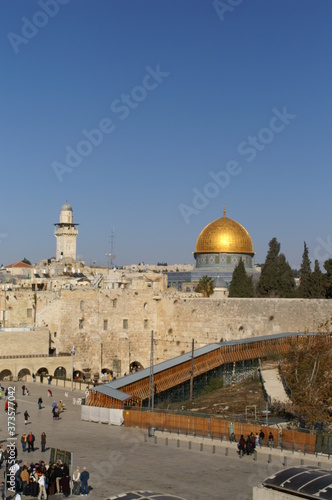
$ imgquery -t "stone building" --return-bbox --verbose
[167,208,257,291]
[54,202,79,261]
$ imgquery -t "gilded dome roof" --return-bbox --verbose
[196,212,254,255]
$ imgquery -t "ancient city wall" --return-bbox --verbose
[1,289,332,377]
[0,328,49,356]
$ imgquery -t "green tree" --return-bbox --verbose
[278,253,296,298]
[257,237,280,297]
[229,259,254,297]
[257,238,295,297]
[297,242,312,298]
[311,260,326,298]
[281,324,332,428]
[324,259,332,298]
[195,276,214,297]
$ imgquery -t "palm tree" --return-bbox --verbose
[195,276,214,297]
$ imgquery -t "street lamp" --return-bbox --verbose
[70,346,75,391]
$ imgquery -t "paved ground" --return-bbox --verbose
[260,368,290,404]
[0,381,329,500]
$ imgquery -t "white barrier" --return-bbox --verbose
[81,405,124,425]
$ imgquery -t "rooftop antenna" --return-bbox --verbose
[106,228,116,272]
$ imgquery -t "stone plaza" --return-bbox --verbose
[0,380,329,499]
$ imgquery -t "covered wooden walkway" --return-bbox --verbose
[88,332,316,409]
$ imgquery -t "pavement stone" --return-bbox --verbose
[0,381,329,500]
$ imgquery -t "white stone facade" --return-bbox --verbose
[54,203,78,261]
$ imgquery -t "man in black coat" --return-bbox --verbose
[80,467,90,495]
[27,432,35,452]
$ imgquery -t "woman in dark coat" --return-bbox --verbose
[60,475,71,497]
[41,432,47,452]
[47,466,56,495]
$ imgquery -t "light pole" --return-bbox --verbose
[70,346,75,391]
[149,330,154,411]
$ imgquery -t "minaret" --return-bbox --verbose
[54,202,79,261]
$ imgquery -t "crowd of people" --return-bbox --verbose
[236,429,274,456]
[2,458,90,497]
[1,381,91,497]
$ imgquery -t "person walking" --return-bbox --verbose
[268,431,274,448]
[238,435,246,457]
[21,433,27,452]
[80,467,90,495]
[259,428,265,448]
[22,385,25,396]
[38,397,43,410]
[41,432,47,453]
[24,410,30,425]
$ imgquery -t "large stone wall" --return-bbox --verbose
[0,328,49,356]
[1,288,331,377]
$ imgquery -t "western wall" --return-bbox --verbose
[1,286,331,378]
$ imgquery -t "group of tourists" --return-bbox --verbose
[31,373,53,385]
[1,440,90,497]
[3,459,90,497]
[236,429,274,455]
[22,385,31,396]
[52,400,65,420]
[20,432,47,454]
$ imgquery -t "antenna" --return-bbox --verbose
[106,228,116,271]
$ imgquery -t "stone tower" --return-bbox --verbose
[54,202,79,261]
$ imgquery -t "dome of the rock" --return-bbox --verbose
[195,214,253,255]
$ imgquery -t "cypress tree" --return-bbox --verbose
[297,242,312,298]
[257,237,280,297]
[228,259,254,297]
[323,259,332,298]
[258,237,296,297]
[278,253,296,297]
[311,260,326,298]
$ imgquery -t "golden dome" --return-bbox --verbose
[195,212,254,255]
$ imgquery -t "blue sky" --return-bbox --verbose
[0,0,331,269]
